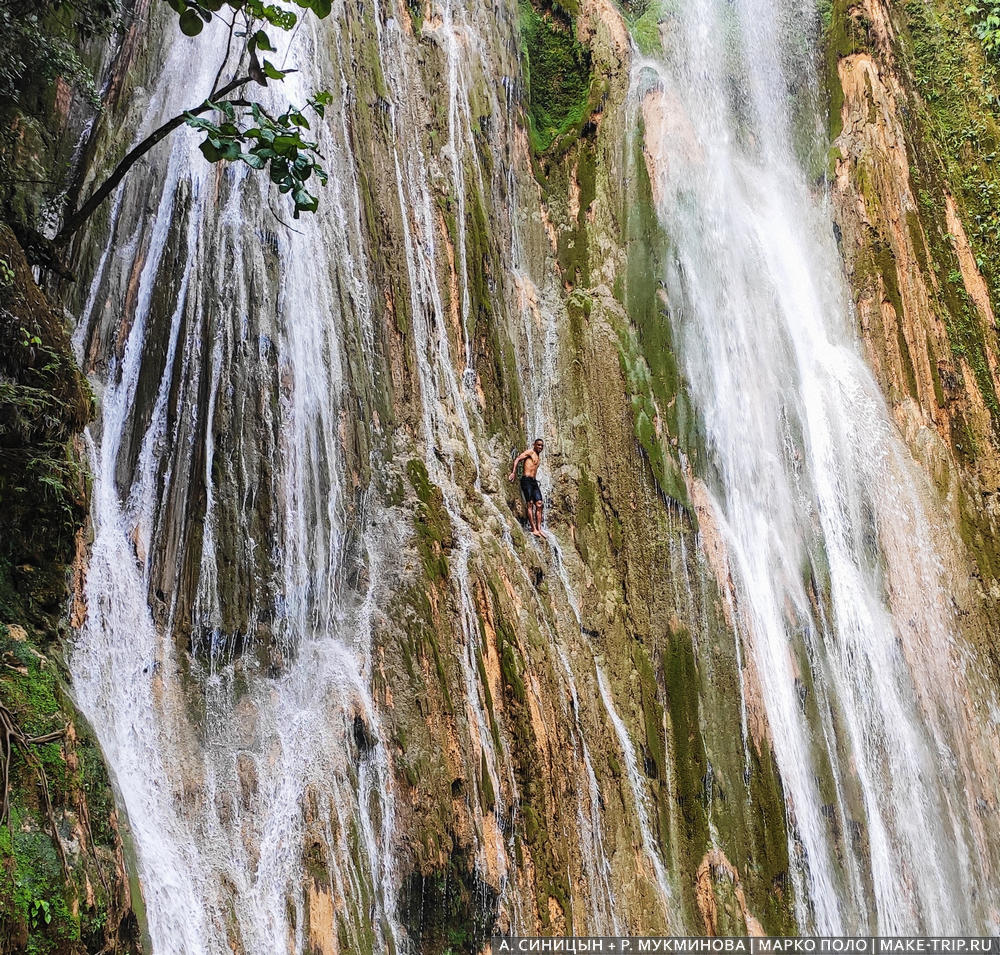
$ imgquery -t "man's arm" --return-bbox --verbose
[508,449,530,482]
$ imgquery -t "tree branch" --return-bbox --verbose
[210,14,238,99]
[55,74,255,243]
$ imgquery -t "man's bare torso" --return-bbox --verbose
[522,451,540,478]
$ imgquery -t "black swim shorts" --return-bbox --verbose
[520,476,543,503]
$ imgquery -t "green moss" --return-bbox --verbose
[496,615,526,705]
[612,134,695,510]
[483,580,570,931]
[896,324,920,400]
[519,0,593,154]
[473,642,502,752]
[824,0,871,145]
[891,0,1000,424]
[577,473,596,528]
[959,485,1000,578]
[479,750,496,814]
[400,847,498,954]
[627,1,671,56]
[662,635,708,856]
[0,228,138,951]
[619,332,691,510]
[406,459,452,581]
[873,244,903,317]
[906,209,931,276]
[556,140,598,286]
[623,141,678,414]
[406,0,424,33]
[456,185,523,437]
[868,244,920,400]
[927,331,947,407]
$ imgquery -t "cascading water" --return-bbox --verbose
[53,0,1000,946]
[636,0,1000,933]
[69,14,400,952]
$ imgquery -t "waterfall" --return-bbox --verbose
[636,0,1000,933]
[69,13,400,952]
[55,0,1000,946]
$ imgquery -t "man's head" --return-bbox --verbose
[533,438,544,454]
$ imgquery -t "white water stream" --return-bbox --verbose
[60,0,1000,947]
[638,0,1000,933]
[70,14,400,953]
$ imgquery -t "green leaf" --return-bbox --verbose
[179,8,204,34]
[263,60,288,80]
[184,114,219,131]
[254,29,274,51]
[241,152,267,169]
[200,139,223,162]
[269,158,290,183]
[293,187,319,213]
[272,134,302,153]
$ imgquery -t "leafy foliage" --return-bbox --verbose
[966,0,1000,57]
[185,93,331,216]
[30,897,52,928]
[156,0,334,220]
[163,0,332,37]
[0,0,120,106]
[160,0,332,87]
[519,0,592,153]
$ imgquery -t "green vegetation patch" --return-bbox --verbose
[625,1,673,57]
[400,847,498,954]
[0,228,140,953]
[483,579,572,931]
[616,132,692,510]
[406,459,453,582]
[823,0,872,144]
[899,0,1000,423]
[519,0,593,154]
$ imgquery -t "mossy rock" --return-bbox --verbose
[406,459,453,582]
[399,848,498,954]
[519,0,593,155]
[0,227,141,954]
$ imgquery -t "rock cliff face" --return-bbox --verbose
[4,0,1000,950]
[829,0,1000,665]
[0,225,141,954]
[56,1,802,944]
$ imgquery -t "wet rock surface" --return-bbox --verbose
[4,0,1000,949]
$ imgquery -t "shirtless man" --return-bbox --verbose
[509,438,545,536]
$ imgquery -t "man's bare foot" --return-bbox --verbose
[532,529,544,537]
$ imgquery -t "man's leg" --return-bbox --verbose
[537,499,544,532]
